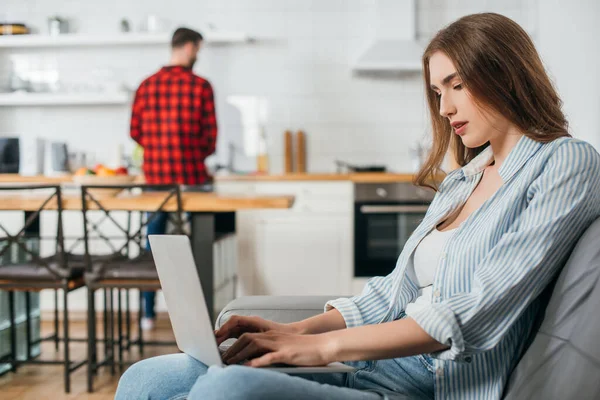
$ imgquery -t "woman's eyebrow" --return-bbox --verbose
[430,72,458,90]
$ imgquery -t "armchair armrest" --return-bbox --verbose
[215,295,344,329]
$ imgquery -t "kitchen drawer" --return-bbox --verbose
[214,182,257,195]
[216,181,353,213]
[253,182,352,197]
[289,195,351,213]
[255,182,353,213]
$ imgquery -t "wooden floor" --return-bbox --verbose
[0,318,178,400]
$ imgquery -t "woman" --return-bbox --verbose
[115,13,600,400]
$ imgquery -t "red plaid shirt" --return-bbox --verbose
[130,66,217,185]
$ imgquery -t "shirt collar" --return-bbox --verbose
[161,65,192,73]
[453,135,544,182]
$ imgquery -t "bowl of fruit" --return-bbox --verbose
[73,164,136,197]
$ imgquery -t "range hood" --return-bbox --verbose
[352,0,424,72]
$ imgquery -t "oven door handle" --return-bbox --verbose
[359,205,430,214]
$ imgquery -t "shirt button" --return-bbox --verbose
[436,367,444,377]
[433,289,441,298]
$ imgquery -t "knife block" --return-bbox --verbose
[295,130,306,173]
[284,130,293,174]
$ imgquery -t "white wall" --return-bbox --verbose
[0,0,542,176]
[537,0,600,150]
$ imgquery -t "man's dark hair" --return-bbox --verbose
[171,27,203,48]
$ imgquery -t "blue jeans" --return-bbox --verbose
[115,353,435,400]
[143,211,169,319]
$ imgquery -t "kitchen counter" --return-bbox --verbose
[0,174,143,184]
[0,191,293,212]
[214,173,422,183]
[1,172,444,185]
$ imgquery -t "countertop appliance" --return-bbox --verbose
[335,160,386,173]
[0,137,20,173]
[44,141,70,175]
[354,182,434,277]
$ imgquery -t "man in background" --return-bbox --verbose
[130,27,217,330]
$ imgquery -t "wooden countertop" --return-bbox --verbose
[0,174,141,184]
[0,191,294,212]
[0,173,441,185]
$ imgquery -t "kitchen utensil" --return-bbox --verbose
[120,18,131,33]
[284,130,293,173]
[335,160,386,173]
[256,126,269,174]
[295,130,306,173]
[48,16,69,35]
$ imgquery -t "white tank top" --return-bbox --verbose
[405,227,458,316]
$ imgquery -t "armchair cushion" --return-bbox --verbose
[215,295,342,329]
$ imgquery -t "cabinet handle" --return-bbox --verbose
[359,205,429,214]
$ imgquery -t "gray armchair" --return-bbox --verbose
[216,217,600,399]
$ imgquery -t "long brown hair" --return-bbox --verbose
[414,13,570,191]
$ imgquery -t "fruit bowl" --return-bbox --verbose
[72,174,137,198]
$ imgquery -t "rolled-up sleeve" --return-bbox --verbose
[405,140,600,360]
[326,273,420,328]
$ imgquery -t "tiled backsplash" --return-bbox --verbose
[0,0,536,173]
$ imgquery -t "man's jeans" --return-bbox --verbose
[142,182,213,318]
[143,212,168,319]
[115,353,436,400]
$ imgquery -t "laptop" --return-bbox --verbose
[148,235,355,374]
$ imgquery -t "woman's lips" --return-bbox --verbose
[454,122,468,136]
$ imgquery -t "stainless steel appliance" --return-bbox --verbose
[335,160,387,173]
[43,141,70,175]
[354,183,435,277]
[0,137,19,173]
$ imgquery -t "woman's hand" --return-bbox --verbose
[221,331,335,368]
[215,315,298,346]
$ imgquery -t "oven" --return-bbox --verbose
[354,183,434,277]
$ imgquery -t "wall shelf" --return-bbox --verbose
[0,92,130,106]
[0,31,253,48]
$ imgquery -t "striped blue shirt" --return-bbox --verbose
[327,135,600,399]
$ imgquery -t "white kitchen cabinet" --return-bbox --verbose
[254,214,351,296]
[216,181,354,297]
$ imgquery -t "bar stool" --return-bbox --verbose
[80,183,184,392]
[0,184,86,393]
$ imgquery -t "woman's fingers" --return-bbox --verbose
[215,316,254,345]
[226,339,268,365]
[246,351,285,368]
[221,332,255,364]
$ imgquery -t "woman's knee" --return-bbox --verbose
[189,365,279,399]
[116,354,207,400]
